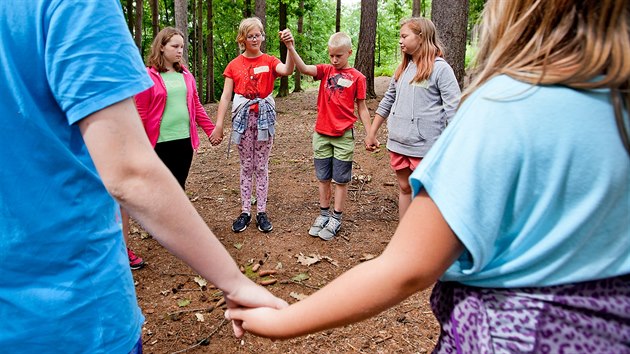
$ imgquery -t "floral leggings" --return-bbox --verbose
[238,110,273,214]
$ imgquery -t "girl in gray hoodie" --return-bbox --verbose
[365,17,460,218]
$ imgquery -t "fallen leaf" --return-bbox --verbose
[234,243,242,250]
[195,313,205,322]
[160,290,170,296]
[289,292,308,301]
[360,253,376,262]
[177,299,191,307]
[194,276,208,288]
[322,256,339,267]
[296,253,321,266]
[291,273,310,282]
[275,262,283,270]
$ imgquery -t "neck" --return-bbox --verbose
[243,49,263,58]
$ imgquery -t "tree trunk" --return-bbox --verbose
[150,0,160,39]
[244,0,252,18]
[277,0,289,97]
[175,0,189,65]
[431,0,469,87]
[195,0,203,92]
[134,0,144,54]
[335,0,341,33]
[162,0,171,24]
[354,0,377,98]
[293,0,304,93]
[126,0,134,36]
[255,0,267,52]
[412,0,421,17]
[206,0,215,102]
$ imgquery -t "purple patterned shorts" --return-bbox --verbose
[431,275,630,353]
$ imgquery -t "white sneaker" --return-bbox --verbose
[318,217,341,241]
[308,215,329,237]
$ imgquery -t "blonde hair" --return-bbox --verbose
[464,0,630,153]
[328,32,352,51]
[394,17,444,84]
[147,27,185,73]
[237,17,265,51]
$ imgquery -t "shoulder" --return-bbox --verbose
[348,68,366,80]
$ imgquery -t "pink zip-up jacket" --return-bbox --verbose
[134,66,215,150]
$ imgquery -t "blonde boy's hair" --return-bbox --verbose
[237,17,265,51]
[327,32,352,51]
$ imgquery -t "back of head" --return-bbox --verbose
[465,0,630,153]
[237,17,265,51]
[148,27,186,72]
[394,17,445,83]
[328,32,352,51]
[466,0,629,98]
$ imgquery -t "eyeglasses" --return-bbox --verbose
[246,34,264,41]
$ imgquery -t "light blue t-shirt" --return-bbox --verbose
[410,75,630,288]
[0,1,153,353]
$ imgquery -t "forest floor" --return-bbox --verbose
[129,76,440,354]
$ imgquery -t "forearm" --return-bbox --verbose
[368,114,385,137]
[288,46,317,76]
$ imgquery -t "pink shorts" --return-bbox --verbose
[389,151,422,171]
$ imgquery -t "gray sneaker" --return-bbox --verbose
[308,215,329,237]
[318,217,341,241]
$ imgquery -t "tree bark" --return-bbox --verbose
[277,0,289,97]
[195,0,204,92]
[412,0,421,17]
[134,0,144,54]
[150,0,160,39]
[335,0,341,33]
[431,0,469,87]
[293,0,304,93]
[354,0,377,98]
[206,0,215,102]
[255,0,267,52]
[175,0,189,65]
[126,0,134,36]
[244,0,252,18]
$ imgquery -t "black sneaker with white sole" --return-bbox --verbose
[232,212,251,232]
[256,212,273,233]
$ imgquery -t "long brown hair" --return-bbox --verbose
[393,17,444,84]
[147,27,185,73]
[464,0,630,153]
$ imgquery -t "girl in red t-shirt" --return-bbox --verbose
[215,17,294,234]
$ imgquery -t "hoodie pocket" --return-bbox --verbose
[387,112,425,146]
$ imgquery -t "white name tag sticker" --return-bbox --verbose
[337,78,353,88]
[253,66,270,74]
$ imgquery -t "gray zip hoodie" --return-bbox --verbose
[375,57,461,157]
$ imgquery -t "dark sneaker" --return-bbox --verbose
[308,215,329,237]
[318,217,341,241]
[127,248,145,270]
[256,212,273,233]
[232,213,251,232]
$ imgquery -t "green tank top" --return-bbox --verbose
[158,72,190,143]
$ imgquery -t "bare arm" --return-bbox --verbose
[286,44,317,77]
[356,99,374,149]
[79,98,286,335]
[365,113,385,150]
[225,190,464,339]
[275,29,296,77]
[211,77,235,144]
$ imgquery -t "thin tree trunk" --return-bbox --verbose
[162,0,171,24]
[336,0,341,33]
[150,0,160,38]
[293,0,304,93]
[244,0,251,18]
[354,0,377,98]
[205,0,215,102]
[175,0,189,65]
[277,0,289,97]
[134,0,144,54]
[126,0,134,36]
[412,0,421,17]
[255,0,267,52]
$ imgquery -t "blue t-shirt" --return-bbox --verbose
[0,1,153,353]
[410,75,630,288]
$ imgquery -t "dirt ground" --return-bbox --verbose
[129,76,440,353]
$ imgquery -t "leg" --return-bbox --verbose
[395,167,413,219]
[318,180,332,209]
[332,182,348,213]
[252,136,273,213]
[154,138,193,190]
[237,113,257,214]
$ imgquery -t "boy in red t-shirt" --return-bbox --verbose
[286,32,372,240]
